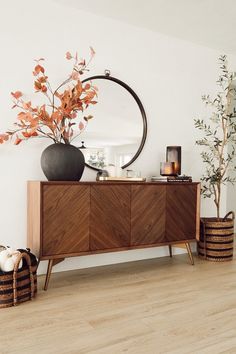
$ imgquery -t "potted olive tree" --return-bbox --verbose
[194,55,236,261]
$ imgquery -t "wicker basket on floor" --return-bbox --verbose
[198,211,235,262]
[0,249,37,308]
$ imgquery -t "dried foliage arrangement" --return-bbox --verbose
[194,55,236,218]
[0,47,97,145]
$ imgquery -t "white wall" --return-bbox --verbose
[1,0,236,274]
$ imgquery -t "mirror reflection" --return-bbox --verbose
[77,77,145,171]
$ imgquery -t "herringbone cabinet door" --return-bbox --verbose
[42,185,90,256]
[90,185,131,250]
[166,185,197,241]
[131,185,166,245]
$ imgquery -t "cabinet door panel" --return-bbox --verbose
[131,185,166,245]
[90,185,130,250]
[166,185,197,242]
[42,185,90,256]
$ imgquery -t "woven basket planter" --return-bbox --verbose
[0,249,37,308]
[198,211,235,262]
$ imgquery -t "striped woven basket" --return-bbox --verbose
[198,211,235,262]
[0,249,37,308]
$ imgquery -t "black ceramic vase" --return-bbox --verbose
[41,143,85,181]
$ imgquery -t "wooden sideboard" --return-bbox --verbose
[27,181,200,289]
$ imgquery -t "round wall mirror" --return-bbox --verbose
[79,73,147,171]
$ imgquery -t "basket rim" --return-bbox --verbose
[201,217,233,222]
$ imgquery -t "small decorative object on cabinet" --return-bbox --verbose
[0,48,97,181]
[160,162,176,176]
[166,146,181,175]
[0,249,37,308]
[194,55,236,261]
[96,169,109,180]
[27,181,200,290]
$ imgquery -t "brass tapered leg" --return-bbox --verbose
[168,245,172,258]
[44,258,65,291]
[185,243,194,265]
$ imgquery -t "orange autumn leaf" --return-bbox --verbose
[38,76,48,83]
[17,112,27,120]
[22,101,32,110]
[17,112,34,122]
[11,91,23,100]
[84,83,91,90]
[75,81,82,96]
[0,134,9,144]
[22,132,29,137]
[31,131,38,136]
[51,111,63,123]
[83,91,96,101]
[79,121,84,130]
[66,51,72,60]
[34,64,45,75]
[34,81,42,90]
[14,137,22,145]
[71,70,79,80]
[22,131,38,138]
[41,85,47,93]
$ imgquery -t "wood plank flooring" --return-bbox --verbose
[1,253,236,354]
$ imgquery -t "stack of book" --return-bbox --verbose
[151,175,192,182]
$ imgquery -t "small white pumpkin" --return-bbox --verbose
[0,249,10,270]
[1,255,15,272]
[0,248,22,272]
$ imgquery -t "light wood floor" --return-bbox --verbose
[1,253,236,354]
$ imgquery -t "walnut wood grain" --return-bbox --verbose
[131,185,166,245]
[38,239,195,260]
[90,185,131,250]
[42,185,90,256]
[27,181,200,290]
[27,181,41,258]
[166,185,197,242]
[196,183,201,241]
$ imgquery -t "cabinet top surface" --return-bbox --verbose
[28,180,200,186]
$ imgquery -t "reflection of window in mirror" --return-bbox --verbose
[118,153,133,167]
